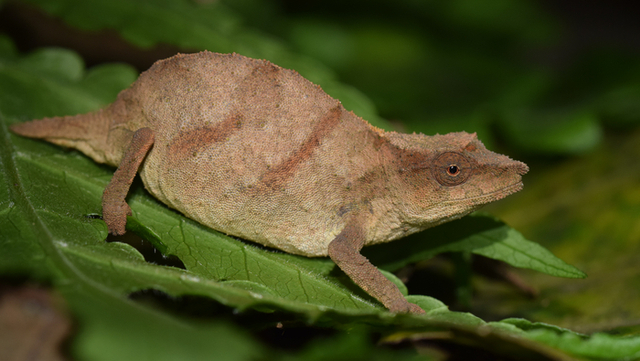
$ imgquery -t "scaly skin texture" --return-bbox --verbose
[10,51,528,314]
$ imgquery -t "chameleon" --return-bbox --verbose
[10,51,528,314]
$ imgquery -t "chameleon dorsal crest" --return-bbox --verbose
[11,51,528,314]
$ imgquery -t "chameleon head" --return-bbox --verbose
[388,131,529,227]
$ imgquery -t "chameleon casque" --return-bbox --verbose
[11,51,528,314]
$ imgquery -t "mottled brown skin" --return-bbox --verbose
[10,51,528,314]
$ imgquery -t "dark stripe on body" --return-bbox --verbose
[260,105,343,189]
[167,112,243,159]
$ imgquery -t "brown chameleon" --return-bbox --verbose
[10,51,528,314]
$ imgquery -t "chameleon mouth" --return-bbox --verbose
[474,181,524,203]
[489,181,524,201]
[441,180,524,206]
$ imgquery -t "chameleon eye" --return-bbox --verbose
[433,152,473,186]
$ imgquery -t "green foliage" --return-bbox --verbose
[20,0,390,130]
[273,0,640,154]
[503,319,640,360]
[1,0,640,359]
[367,213,585,279]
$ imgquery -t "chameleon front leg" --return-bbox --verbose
[328,221,425,314]
[102,127,155,235]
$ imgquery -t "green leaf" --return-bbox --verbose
[469,220,586,279]
[366,214,585,279]
[386,318,640,361]
[501,319,640,360]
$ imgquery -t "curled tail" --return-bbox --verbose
[10,109,118,165]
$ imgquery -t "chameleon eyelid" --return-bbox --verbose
[433,152,473,186]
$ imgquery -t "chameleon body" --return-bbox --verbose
[11,52,528,314]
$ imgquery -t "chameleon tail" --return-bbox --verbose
[10,109,117,165]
